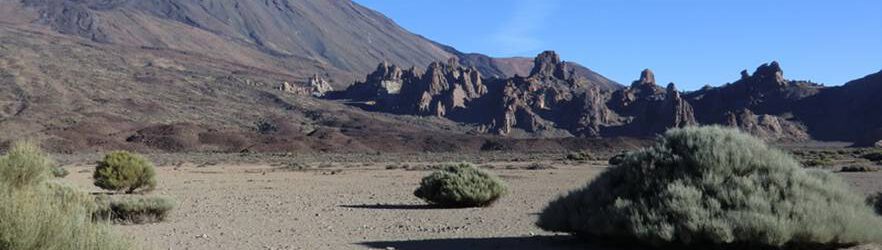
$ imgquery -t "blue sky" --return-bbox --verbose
[356,0,882,90]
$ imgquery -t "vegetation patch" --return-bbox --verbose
[840,164,880,172]
[537,126,882,249]
[94,195,176,224]
[565,151,597,162]
[0,142,131,249]
[94,151,157,193]
[414,163,507,208]
[869,192,882,215]
[861,151,882,162]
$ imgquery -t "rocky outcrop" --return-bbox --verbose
[307,74,334,97]
[722,109,809,141]
[277,74,334,97]
[335,51,882,144]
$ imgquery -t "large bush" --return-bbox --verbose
[94,195,176,224]
[0,142,131,250]
[537,126,882,248]
[94,151,156,193]
[414,163,507,208]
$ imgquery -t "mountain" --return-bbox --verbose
[0,0,879,153]
[1,0,615,89]
[0,0,627,153]
[336,51,882,145]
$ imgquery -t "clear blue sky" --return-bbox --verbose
[356,0,882,90]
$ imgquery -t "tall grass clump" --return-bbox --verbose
[0,142,131,250]
[537,126,882,248]
[94,151,156,193]
[414,163,507,208]
[94,195,176,224]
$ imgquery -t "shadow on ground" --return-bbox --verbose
[359,235,647,250]
[339,204,452,210]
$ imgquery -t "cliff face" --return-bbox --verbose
[338,51,882,144]
[338,51,696,138]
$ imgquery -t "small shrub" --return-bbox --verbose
[862,151,882,162]
[840,164,879,172]
[51,166,69,178]
[565,151,595,162]
[608,153,626,166]
[94,151,157,193]
[802,158,834,167]
[94,196,176,224]
[0,142,131,250]
[537,126,882,248]
[414,163,507,208]
[525,163,556,170]
[0,142,52,189]
[869,192,882,215]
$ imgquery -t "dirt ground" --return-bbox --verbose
[63,158,882,250]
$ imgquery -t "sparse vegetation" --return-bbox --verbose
[840,164,879,172]
[565,151,596,162]
[537,126,882,248]
[0,142,131,249]
[94,151,157,193]
[94,195,176,224]
[861,151,882,162]
[51,166,70,178]
[413,163,507,208]
[869,192,882,215]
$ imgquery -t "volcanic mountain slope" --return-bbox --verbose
[336,51,882,144]
[0,25,637,153]
[0,0,612,88]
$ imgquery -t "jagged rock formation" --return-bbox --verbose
[337,51,696,137]
[337,51,882,144]
[277,74,333,97]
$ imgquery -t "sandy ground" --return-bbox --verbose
[66,163,617,250]
[64,162,882,250]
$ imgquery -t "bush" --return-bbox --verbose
[862,151,882,162]
[537,126,882,248]
[0,142,131,250]
[94,151,156,193]
[51,166,70,178]
[869,192,882,215]
[0,142,52,189]
[413,163,507,208]
[565,151,595,162]
[840,164,879,172]
[94,195,176,224]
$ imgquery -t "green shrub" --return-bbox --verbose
[0,142,52,189]
[565,151,595,162]
[862,151,882,162]
[51,166,70,178]
[537,126,882,248]
[414,163,507,208]
[94,195,176,224]
[94,151,156,193]
[0,142,131,250]
[869,192,882,215]
[840,164,879,172]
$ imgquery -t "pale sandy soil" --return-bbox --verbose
[63,161,882,250]
[65,162,616,250]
